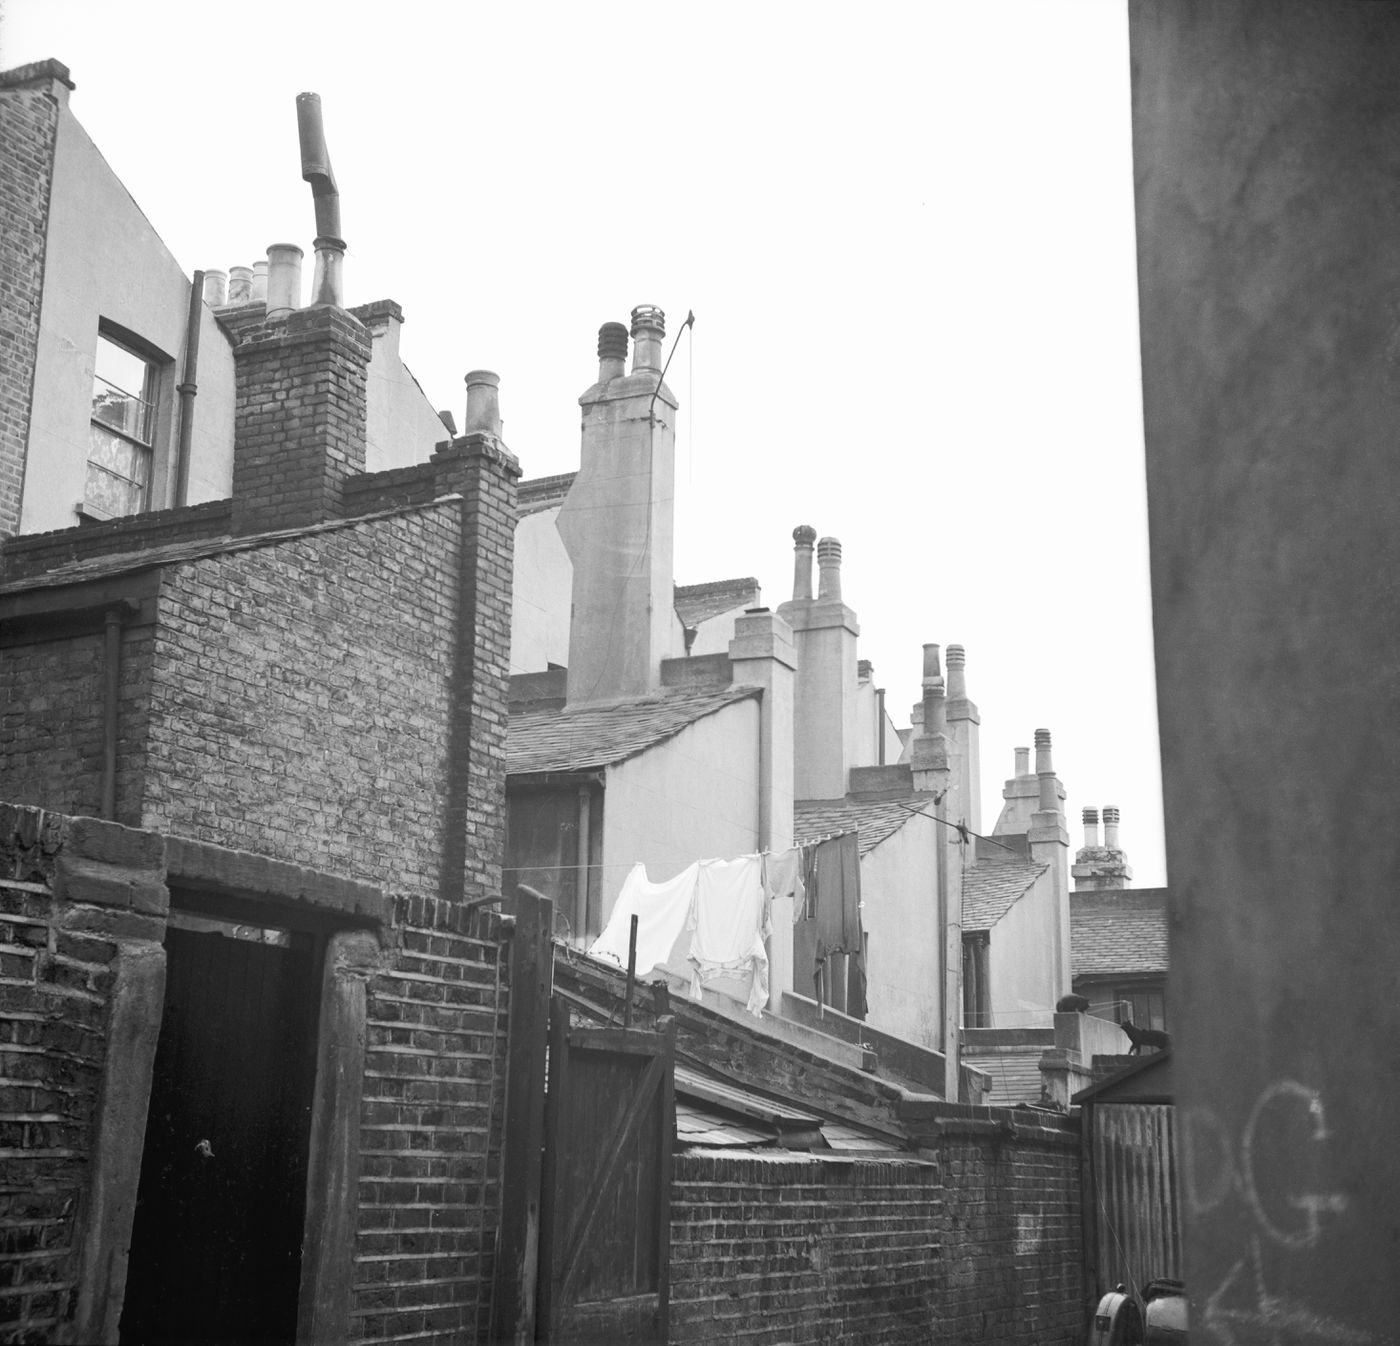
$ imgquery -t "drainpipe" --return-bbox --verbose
[101,608,123,820]
[174,270,204,506]
[876,687,886,765]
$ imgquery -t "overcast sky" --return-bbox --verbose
[2,0,1166,885]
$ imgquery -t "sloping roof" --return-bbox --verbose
[674,577,760,628]
[508,683,760,775]
[517,471,576,515]
[0,500,452,595]
[1071,887,1170,978]
[962,857,1049,932]
[794,796,935,855]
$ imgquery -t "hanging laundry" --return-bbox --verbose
[688,854,769,1016]
[762,848,806,910]
[589,861,699,978]
[792,832,867,1018]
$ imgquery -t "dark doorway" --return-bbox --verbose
[120,917,320,1345]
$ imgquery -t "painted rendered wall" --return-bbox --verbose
[600,699,761,922]
[23,104,235,533]
[986,876,1061,1030]
[687,604,745,657]
[1132,4,1400,1334]
[509,505,572,674]
[860,820,942,1049]
[360,311,449,473]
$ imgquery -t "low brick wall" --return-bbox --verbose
[671,1117,1084,1345]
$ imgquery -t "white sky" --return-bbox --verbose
[2,0,1166,886]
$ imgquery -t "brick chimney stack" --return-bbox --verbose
[230,304,371,535]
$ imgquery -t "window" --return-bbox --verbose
[86,332,158,518]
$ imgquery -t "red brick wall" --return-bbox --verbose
[670,1121,1085,1345]
[0,804,167,1343]
[0,62,68,540]
[0,624,154,827]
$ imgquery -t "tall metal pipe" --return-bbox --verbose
[174,270,204,506]
[296,92,345,307]
[102,608,122,820]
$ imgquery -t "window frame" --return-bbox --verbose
[82,323,170,522]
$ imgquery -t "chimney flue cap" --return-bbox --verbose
[1034,728,1052,749]
[597,322,628,362]
[1083,806,1099,823]
[630,305,665,338]
[793,524,817,547]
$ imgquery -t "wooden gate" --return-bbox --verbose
[120,922,318,1345]
[536,999,676,1344]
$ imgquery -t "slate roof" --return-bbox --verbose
[1071,887,1170,977]
[508,683,761,775]
[674,576,760,628]
[793,795,936,855]
[961,857,1049,932]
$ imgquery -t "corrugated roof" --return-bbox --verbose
[674,577,760,628]
[794,796,935,855]
[1071,888,1170,977]
[962,857,1048,932]
[508,683,760,775]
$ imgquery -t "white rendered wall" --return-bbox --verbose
[510,506,572,673]
[362,317,449,472]
[985,873,1062,1029]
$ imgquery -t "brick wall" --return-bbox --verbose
[353,898,511,1344]
[231,306,371,536]
[0,624,153,827]
[0,803,167,1345]
[141,505,458,893]
[670,1120,1084,1346]
[0,62,69,541]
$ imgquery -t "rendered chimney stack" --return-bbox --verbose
[265,244,303,321]
[630,305,665,374]
[944,643,982,832]
[792,524,816,600]
[463,371,502,437]
[1083,806,1101,848]
[203,270,228,307]
[1035,729,1058,810]
[1015,746,1031,777]
[1103,805,1121,850]
[597,322,628,383]
[816,537,843,602]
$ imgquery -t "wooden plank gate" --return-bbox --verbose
[536,996,676,1345]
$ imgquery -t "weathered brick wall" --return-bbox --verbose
[0,62,68,541]
[141,506,458,893]
[0,625,153,827]
[231,307,370,536]
[671,1120,1084,1346]
[0,804,166,1345]
[353,897,511,1344]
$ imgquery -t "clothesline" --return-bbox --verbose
[502,828,860,877]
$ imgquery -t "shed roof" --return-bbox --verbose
[508,683,760,776]
[1071,887,1170,977]
[962,857,1048,932]
[794,795,935,855]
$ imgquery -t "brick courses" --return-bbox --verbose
[670,1123,1084,1346]
[0,61,70,541]
[0,804,167,1344]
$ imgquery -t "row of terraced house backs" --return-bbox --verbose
[0,58,1172,1346]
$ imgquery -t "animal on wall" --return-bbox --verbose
[1057,993,1091,1013]
[1121,1020,1171,1055]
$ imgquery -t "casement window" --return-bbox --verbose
[86,330,160,519]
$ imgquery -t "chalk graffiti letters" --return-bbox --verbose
[1181,1078,1347,1250]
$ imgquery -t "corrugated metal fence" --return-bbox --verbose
[1088,1103,1181,1298]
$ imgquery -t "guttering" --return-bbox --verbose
[174,269,204,506]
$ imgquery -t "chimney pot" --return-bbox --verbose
[1035,729,1057,810]
[464,370,502,436]
[791,524,817,600]
[1015,746,1030,776]
[265,244,304,321]
[251,260,268,303]
[228,265,254,304]
[597,322,629,383]
[630,305,665,373]
[1103,805,1122,849]
[946,643,966,699]
[203,270,228,307]
[921,642,946,737]
[1082,807,1100,848]
[816,536,843,601]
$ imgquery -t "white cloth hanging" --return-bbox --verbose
[588,861,699,978]
[688,854,770,1015]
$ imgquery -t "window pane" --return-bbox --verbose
[89,422,144,478]
[85,462,145,517]
[87,422,150,517]
[92,334,155,444]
